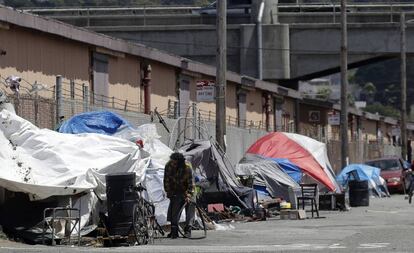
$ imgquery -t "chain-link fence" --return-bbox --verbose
[327,140,403,174]
[10,95,56,129]
[2,75,404,167]
[299,123,327,143]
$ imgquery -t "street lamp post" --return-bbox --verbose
[401,13,408,161]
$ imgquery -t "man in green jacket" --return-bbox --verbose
[164,152,194,239]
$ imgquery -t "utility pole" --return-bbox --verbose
[340,0,349,169]
[401,12,408,160]
[216,0,227,150]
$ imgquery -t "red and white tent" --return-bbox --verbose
[247,132,340,192]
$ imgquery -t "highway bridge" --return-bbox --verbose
[24,1,414,88]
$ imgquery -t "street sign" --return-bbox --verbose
[196,80,215,102]
[328,113,340,125]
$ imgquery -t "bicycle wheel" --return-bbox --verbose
[132,203,148,245]
[177,202,207,239]
[145,201,155,244]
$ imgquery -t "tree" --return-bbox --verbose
[316,87,331,100]
[361,82,376,103]
[354,57,414,116]
[347,93,355,106]
[363,102,400,118]
[363,82,376,94]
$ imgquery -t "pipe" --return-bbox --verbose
[143,64,152,114]
[264,93,270,131]
[256,1,265,80]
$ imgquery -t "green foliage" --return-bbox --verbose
[362,82,376,94]
[315,87,331,100]
[354,57,414,114]
[363,102,400,118]
[347,93,355,106]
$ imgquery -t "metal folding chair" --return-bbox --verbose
[296,183,319,218]
[42,207,81,246]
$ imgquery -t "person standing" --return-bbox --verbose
[164,152,194,239]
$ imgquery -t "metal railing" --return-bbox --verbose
[23,2,414,16]
[164,100,277,131]
[23,2,414,27]
[22,6,201,15]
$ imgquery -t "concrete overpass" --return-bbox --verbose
[25,2,414,88]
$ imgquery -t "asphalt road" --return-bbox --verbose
[0,195,413,253]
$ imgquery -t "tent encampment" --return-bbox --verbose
[236,154,300,203]
[59,111,132,135]
[0,108,176,235]
[337,164,390,197]
[247,132,340,193]
[180,140,256,210]
[267,158,302,183]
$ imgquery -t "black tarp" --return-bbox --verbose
[180,140,255,210]
[236,154,300,203]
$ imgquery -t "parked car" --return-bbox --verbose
[364,157,410,193]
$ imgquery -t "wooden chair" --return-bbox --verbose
[296,183,319,218]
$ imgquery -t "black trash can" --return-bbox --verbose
[348,180,369,207]
[106,172,136,236]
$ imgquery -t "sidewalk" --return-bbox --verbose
[0,195,412,253]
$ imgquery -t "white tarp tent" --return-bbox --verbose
[0,107,173,229]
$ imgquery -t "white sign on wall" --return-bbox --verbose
[328,113,340,125]
[196,80,215,102]
[391,127,401,137]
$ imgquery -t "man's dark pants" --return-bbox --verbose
[167,195,195,237]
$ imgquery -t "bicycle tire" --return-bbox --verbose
[145,201,155,244]
[177,202,207,239]
[132,203,148,245]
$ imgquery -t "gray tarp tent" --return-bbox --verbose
[180,140,255,210]
[236,154,301,203]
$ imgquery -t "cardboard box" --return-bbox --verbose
[280,210,306,220]
[280,210,289,220]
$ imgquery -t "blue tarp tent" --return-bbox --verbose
[268,158,302,183]
[58,111,132,135]
[337,164,388,197]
